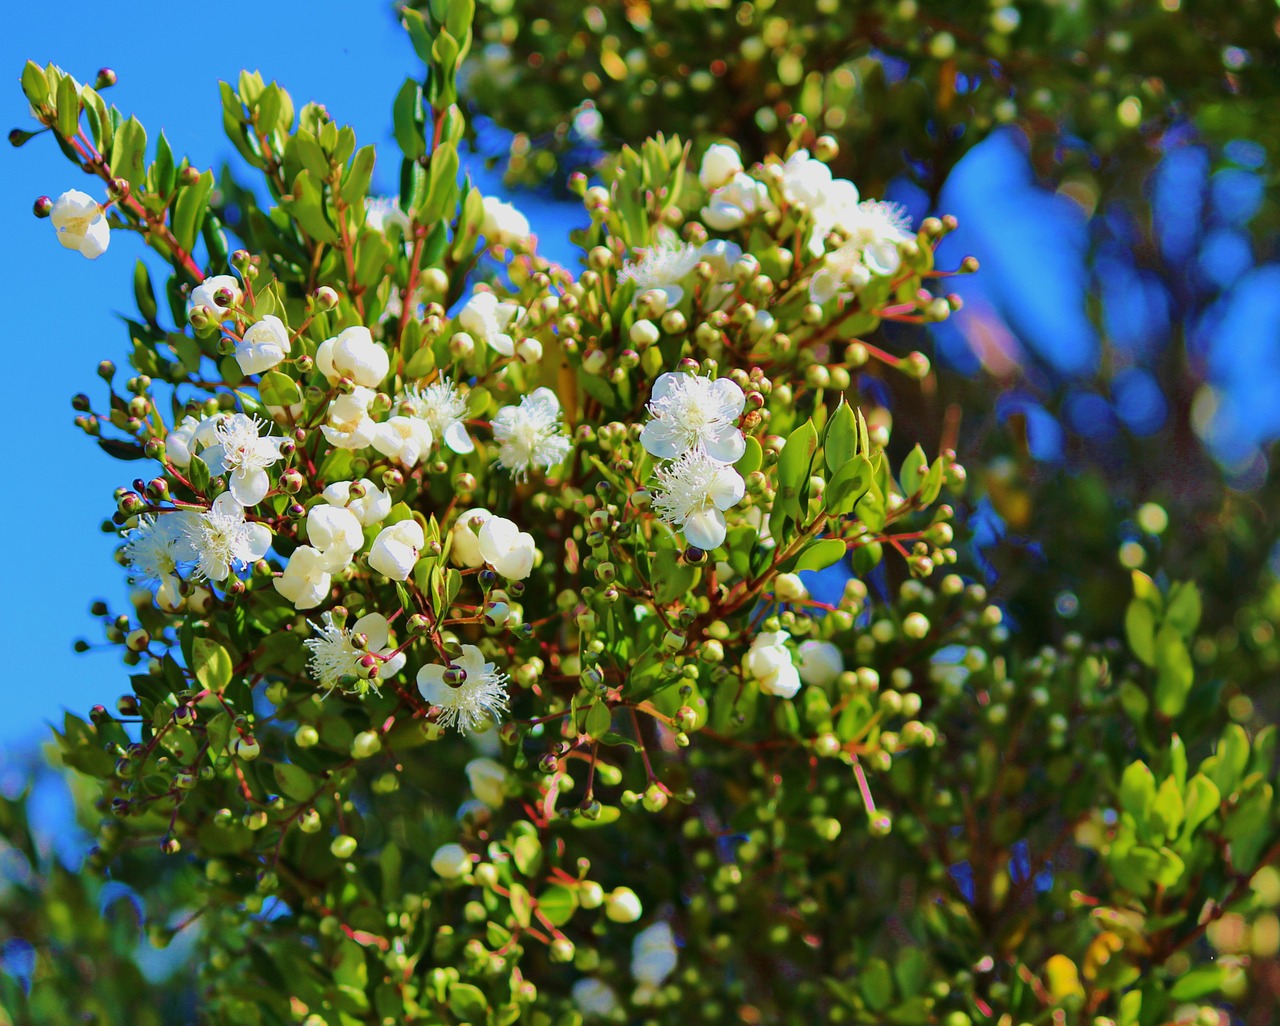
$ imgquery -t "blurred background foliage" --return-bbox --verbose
[6,0,1280,1023]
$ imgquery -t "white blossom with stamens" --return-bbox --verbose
[492,387,571,480]
[304,611,406,696]
[185,492,272,582]
[417,645,511,735]
[458,291,525,357]
[321,387,378,450]
[401,377,473,454]
[618,239,702,307]
[123,511,200,611]
[651,449,745,551]
[200,413,284,507]
[640,372,746,463]
[234,315,291,375]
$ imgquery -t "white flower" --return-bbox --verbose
[123,512,199,611]
[402,377,474,454]
[572,979,621,1018]
[481,195,531,247]
[321,386,378,450]
[186,492,272,582]
[478,517,537,580]
[200,413,283,507]
[797,640,844,687]
[842,200,914,274]
[369,520,424,581]
[651,450,745,551]
[702,171,768,232]
[699,143,744,191]
[365,196,411,236]
[777,150,864,254]
[304,611,406,695]
[305,505,364,568]
[618,240,702,307]
[372,415,435,469]
[165,415,201,468]
[492,387,571,480]
[774,572,808,602]
[274,545,332,609]
[641,372,746,462]
[458,291,524,357]
[632,922,678,991]
[234,315,291,375]
[316,326,389,388]
[465,757,508,807]
[417,645,510,735]
[744,630,801,699]
[189,274,243,317]
[430,843,471,879]
[50,190,110,259]
[322,479,391,527]
[450,507,492,568]
[809,245,873,304]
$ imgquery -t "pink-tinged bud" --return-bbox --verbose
[33,195,53,218]
[94,68,118,89]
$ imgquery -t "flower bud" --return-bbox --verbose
[605,887,643,923]
[33,195,54,218]
[352,730,382,759]
[230,735,260,761]
[330,834,358,859]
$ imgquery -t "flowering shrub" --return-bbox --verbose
[9,3,1280,1024]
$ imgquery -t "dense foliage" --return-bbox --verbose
[5,2,1280,1025]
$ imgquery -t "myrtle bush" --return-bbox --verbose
[6,2,1280,1025]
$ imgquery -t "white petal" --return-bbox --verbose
[443,420,474,454]
[683,508,727,551]
[244,523,273,560]
[353,613,390,651]
[416,665,448,704]
[710,377,746,417]
[200,445,228,477]
[703,428,746,465]
[709,466,746,510]
[231,467,269,507]
[639,420,686,459]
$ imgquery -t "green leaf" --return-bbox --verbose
[422,142,460,223]
[1168,964,1231,1003]
[1164,581,1201,638]
[173,169,215,254]
[447,983,488,1022]
[341,145,376,205]
[133,260,158,322]
[1118,761,1155,820]
[21,60,49,107]
[538,885,578,927]
[1125,599,1156,667]
[192,638,233,691]
[775,420,818,522]
[653,542,697,602]
[392,79,424,160]
[824,455,873,515]
[822,400,858,472]
[859,958,894,1012]
[898,444,928,496]
[585,700,611,740]
[513,834,541,877]
[259,370,302,407]
[273,762,316,802]
[55,75,79,140]
[1182,774,1220,838]
[735,435,763,475]
[110,116,148,188]
[792,538,846,573]
[1153,626,1194,718]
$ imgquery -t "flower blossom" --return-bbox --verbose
[234,315,291,375]
[632,921,679,996]
[304,612,406,695]
[274,545,333,610]
[364,196,411,236]
[492,387,571,480]
[651,449,745,551]
[372,415,434,469]
[321,387,378,450]
[744,630,801,699]
[477,517,537,580]
[369,520,423,581]
[200,413,284,507]
[810,201,914,303]
[702,171,769,232]
[699,143,744,191]
[50,190,110,259]
[640,372,746,463]
[797,640,844,687]
[316,326,389,388]
[480,195,531,247]
[465,757,508,807]
[305,504,364,570]
[618,239,703,308]
[417,645,511,734]
[123,511,200,611]
[189,275,243,318]
[186,492,272,582]
[449,507,493,568]
[457,291,524,357]
[573,979,620,1018]
[165,413,225,469]
[401,377,473,454]
[322,479,391,526]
